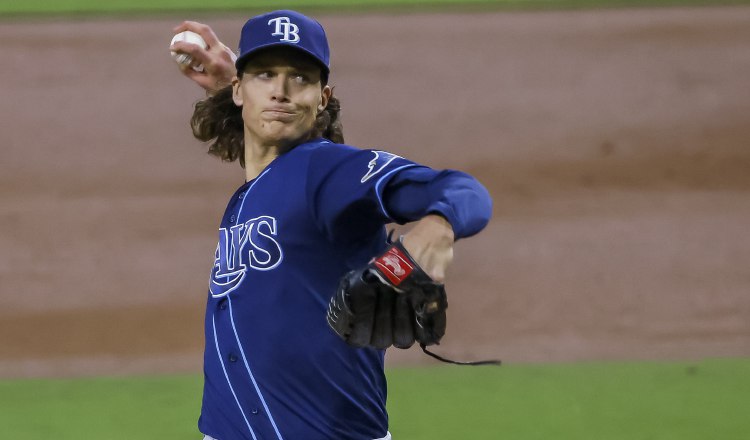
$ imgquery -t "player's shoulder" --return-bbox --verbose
[296,138,405,166]
[295,138,419,188]
[294,138,360,160]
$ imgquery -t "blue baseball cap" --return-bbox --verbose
[235,10,330,78]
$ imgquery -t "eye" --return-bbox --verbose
[292,73,311,84]
[255,71,273,80]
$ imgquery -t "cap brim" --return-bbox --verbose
[235,42,330,75]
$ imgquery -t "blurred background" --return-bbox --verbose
[1,0,749,438]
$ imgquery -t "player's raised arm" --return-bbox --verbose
[170,21,237,95]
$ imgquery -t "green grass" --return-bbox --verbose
[0,375,204,439]
[387,358,750,440]
[1,0,750,17]
[1,358,748,439]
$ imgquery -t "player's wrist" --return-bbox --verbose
[403,215,454,247]
[425,213,455,241]
[401,216,454,283]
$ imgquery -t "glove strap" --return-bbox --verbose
[372,237,434,289]
[420,344,502,366]
[372,240,417,287]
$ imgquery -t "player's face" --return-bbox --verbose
[233,47,331,150]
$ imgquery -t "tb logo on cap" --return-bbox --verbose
[268,17,300,43]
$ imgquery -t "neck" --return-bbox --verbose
[243,130,314,181]
[243,142,279,182]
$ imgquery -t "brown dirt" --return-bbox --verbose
[1,6,749,377]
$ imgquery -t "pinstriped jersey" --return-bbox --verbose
[198,138,492,440]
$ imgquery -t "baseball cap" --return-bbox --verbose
[235,10,330,78]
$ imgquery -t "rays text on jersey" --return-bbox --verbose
[209,215,283,298]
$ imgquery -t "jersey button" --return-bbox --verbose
[228,353,238,363]
[251,408,260,415]
[218,299,227,310]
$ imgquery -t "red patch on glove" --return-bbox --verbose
[374,246,414,286]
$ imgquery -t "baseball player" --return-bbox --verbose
[171,10,493,440]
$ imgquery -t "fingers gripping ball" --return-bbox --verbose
[327,239,448,350]
[170,31,207,72]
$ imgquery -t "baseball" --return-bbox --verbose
[170,30,207,71]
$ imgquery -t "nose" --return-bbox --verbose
[269,74,290,102]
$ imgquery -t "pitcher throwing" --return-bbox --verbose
[170,10,493,440]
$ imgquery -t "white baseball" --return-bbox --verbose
[170,30,207,72]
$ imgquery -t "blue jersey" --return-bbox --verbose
[199,138,492,440]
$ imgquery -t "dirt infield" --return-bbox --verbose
[1,6,749,377]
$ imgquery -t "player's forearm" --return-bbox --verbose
[384,168,493,240]
[401,214,454,282]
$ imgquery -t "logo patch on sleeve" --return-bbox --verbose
[374,246,414,286]
[361,150,401,183]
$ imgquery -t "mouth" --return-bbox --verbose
[262,108,297,121]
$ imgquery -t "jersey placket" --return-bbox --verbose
[212,296,283,440]
[211,168,284,440]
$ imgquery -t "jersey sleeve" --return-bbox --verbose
[381,167,493,239]
[306,146,421,243]
[306,144,492,243]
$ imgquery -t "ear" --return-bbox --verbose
[231,76,243,106]
[318,85,332,113]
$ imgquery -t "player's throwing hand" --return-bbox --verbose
[171,21,237,95]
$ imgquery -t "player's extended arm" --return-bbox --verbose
[327,168,496,357]
[384,167,493,242]
[391,168,490,280]
[171,21,237,95]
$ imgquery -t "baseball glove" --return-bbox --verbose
[326,238,447,350]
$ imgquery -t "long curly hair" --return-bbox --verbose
[190,84,344,168]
